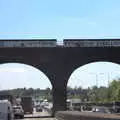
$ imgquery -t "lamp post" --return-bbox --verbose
[89,73,98,87]
[89,73,105,87]
[95,74,98,87]
[107,72,110,86]
[91,72,111,87]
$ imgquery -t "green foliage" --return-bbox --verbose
[3,78,120,103]
[108,79,120,101]
[7,87,52,101]
[67,79,120,102]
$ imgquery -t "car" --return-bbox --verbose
[92,106,112,113]
[13,105,24,119]
[36,105,43,112]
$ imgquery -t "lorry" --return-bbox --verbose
[21,96,33,114]
[0,100,14,120]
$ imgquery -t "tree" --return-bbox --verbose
[108,80,120,101]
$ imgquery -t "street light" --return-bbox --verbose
[89,73,104,87]
[106,72,111,86]
[89,73,98,87]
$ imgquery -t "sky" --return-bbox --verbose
[0,0,120,39]
[0,62,120,90]
[0,63,52,90]
[0,0,120,90]
[68,62,120,88]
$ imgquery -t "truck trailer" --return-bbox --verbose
[0,100,14,120]
[21,96,33,114]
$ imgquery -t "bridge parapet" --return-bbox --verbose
[63,39,120,47]
[0,39,120,47]
[0,39,57,47]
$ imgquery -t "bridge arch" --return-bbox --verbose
[67,61,120,110]
[0,62,53,89]
[67,61,120,88]
[0,62,53,116]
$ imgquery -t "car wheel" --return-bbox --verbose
[20,115,24,119]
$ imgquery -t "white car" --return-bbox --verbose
[13,105,24,119]
[92,107,111,113]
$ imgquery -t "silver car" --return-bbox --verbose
[13,105,24,119]
[92,107,112,113]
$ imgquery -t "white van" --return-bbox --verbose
[0,100,14,120]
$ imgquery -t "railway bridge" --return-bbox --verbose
[0,39,120,116]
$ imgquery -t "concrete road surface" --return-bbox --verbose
[23,118,55,120]
[15,110,56,120]
[24,109,51,117]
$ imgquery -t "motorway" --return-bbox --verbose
[15,109,56,120]
[23,118,55,120]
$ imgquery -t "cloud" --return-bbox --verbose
[63,17,86,23]
[63,17,98,28]
[0,67,26,73]
[87,21,97,28]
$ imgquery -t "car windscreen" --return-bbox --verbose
[13,106,21,109]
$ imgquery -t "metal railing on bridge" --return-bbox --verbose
[0,39,120,47]
[63,39,120,47]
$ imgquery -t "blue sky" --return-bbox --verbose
[0,0,120,89]
[0,0,120,39]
